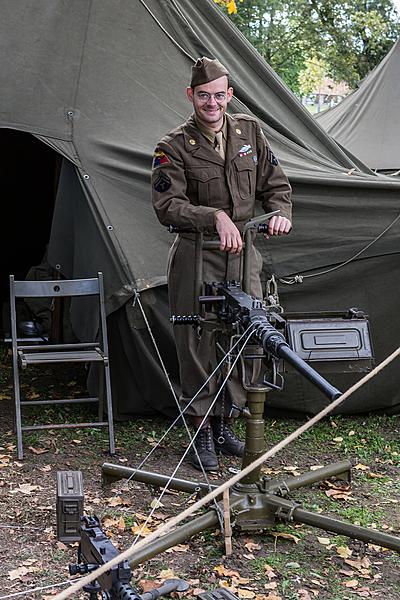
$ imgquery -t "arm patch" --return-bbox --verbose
[152,148,171,169]
[153,170,171,193]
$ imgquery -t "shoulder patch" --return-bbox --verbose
[152,148,171,169]
[153,171,171,193]
[267,148,279,166]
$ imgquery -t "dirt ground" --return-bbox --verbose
[0,348,400,600]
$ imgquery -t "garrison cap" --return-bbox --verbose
[190,57,229,88]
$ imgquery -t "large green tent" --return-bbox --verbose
[1,0,399,418]
[316,39,400,174]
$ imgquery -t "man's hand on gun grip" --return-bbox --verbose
[264,215,292,239]
[215,211,243,254]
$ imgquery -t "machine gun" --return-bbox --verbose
[69,515,189,600]
[102,213,400,568]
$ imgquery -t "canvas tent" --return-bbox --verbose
[316,39,400,173]
[1,0,400,419]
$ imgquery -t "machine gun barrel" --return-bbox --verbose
[251,315,342,401]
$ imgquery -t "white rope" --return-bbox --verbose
[280,211,400,284]
[0,578,77,599]
[54,345,400,600]
[128,325,255,546]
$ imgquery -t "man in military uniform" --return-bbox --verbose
[152,57,292,471]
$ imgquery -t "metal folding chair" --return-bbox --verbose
[9,272,115,459]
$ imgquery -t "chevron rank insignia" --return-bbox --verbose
[153,171,171,193]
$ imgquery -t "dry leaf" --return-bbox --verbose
[237,589,255,598]
[264,582,278,590]
[159,568,176,579]
[150,498,164,509]
[28,446,49,455]
[245,541,261,552]
[297,590,312,599]
[270,531,300,544]
[343,579,359,588]
[165,544,189,553]
[10,483,40,495]
[39,465,52,472]
[264,564,277,579]
[325,489,353,500]
[355,463,369,471]
[215,565,241,578]
[336,545,353,558]
[317,537,331,545]
[309,465,324,471]
[333,437,343,442]
[71,439,82,445]
[131,524,152,537]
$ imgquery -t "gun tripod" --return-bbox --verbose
[102,379,400,567]
[102,214,400,570]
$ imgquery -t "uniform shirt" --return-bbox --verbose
[152,112,292,233]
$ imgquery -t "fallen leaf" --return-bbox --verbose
[343,579,359,588]
[270,531,300,544]
[159,568,176,579]
[244,541,261,552]
[39,465,52,472]
[28,446,49,455]
[131,524,152,537]
[336,545,353,559]
[10,483,40,495]
[71,439,82,445]
[165,544,189,553]
[237,589,255,598]
[317,537,331,545]
[355,463,369,471]
[150,498,164,509]
[309,465,324,471]
[264,582,278,590]
[264,564,277,579]
[297,590,312,599]
[333,437,343,443]
[215,565,241,578]
[325,489,353,500]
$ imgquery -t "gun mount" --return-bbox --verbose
[102,212,400,573]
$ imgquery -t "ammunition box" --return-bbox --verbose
[56,470,84,543]
[285,316,373,373]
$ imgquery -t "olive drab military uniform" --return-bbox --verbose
[152,112,292,417]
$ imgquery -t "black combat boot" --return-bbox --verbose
[212,420,245,457]
[189,425,219,471]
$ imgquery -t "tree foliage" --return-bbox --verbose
[215,0,400,94]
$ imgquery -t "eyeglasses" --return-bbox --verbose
[195,91,227,103]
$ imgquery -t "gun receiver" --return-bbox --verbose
[69,515,189,600]
[203,281,342,401]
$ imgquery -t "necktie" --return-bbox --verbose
[214,131,225,161]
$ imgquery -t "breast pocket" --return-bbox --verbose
[234,157,255,200]
[185,167,223,207]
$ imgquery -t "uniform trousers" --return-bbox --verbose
[168,234,264,417]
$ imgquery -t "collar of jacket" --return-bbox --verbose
[183,114,248,165]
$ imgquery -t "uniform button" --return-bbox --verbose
[189,138,196,145]
[235,128,241,134]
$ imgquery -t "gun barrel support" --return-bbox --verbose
[267,495,400,552]
[129,510,219,568]
[102,463,216,495]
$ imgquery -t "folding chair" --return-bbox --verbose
[9,272,115,459]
